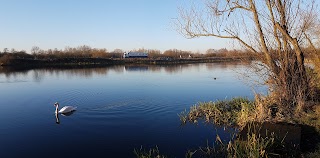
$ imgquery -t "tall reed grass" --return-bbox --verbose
[134,146,166,158]
[178,97,255,128]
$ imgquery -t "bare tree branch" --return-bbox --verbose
[175,0,320,112]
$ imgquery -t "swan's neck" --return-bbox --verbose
[55,105,59,114]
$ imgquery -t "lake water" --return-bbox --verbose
[0,62,264,158]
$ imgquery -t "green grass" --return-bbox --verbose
[297,104,320,132]
[176,97,320,157]
[186,122,299,158]
[178,97,255,127]
[134,146,167,158]
[228,131,275,157]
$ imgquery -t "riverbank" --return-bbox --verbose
[0,57,248,72]
[177,98,320,157]
[0,56,253,67]
[136,98,320,158]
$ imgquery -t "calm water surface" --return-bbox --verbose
[0,63,264,158]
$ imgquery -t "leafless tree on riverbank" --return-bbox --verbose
[175,0,319,115]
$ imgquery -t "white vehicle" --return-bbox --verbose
[123,52,148,58]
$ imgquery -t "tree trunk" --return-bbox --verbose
[276,47,309,112]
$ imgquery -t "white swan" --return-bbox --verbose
[54,102,77,114]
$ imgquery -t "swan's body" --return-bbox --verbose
[54,102,77,114]
[58,106,77,113]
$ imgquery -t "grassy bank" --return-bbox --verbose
[178,98,254,127]
[178,98,320,157]
[135,98,320,158]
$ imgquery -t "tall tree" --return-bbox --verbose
[31,46,40,55]
[3,48,8,53]
[176,0,319,113]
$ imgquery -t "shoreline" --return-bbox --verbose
[0,58,249,74]
[0,57,253,67]
[0,57,251,67]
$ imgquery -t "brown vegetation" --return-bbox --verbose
[176,0,320,118]
[174,1,320,156]
[0,46,258,66]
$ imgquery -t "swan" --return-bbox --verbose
[54,102,77,114]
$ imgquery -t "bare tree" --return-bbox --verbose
[31,46,40,55]
[113,49,124,54]
[315,22,320,48]
[3,48,8,53]
[176,0,319,114]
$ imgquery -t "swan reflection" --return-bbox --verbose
[55,109,76,124]
[55,113,60,124]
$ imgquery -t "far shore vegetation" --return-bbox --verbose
[0,46,258,67]
[1,46,318,68]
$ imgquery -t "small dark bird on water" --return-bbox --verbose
[213,77,217,80]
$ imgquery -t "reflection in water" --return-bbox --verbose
[0,62,250,82]
[124,65,148,71]
[32,70,44,82]
[55,113,60,124]
[164,65,184,74]
[0,62,263,158]
[55,110,76,124]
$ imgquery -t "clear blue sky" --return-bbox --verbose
[0,0,229,53]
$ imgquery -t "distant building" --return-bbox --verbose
[123,52,148,58]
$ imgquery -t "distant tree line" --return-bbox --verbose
[0,45,269,66]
